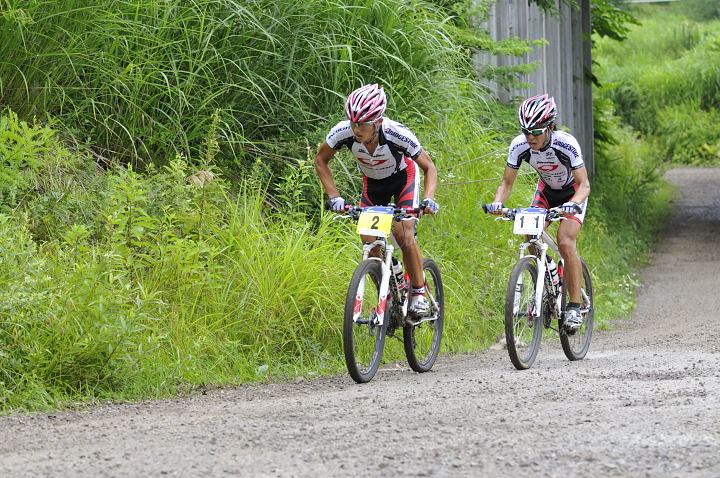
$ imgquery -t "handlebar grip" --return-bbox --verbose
[481,203,489,213]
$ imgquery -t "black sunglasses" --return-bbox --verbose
[521,126,547,136]
[350,121,377,129]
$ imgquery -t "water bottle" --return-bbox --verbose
[547,257,560,285]
[391,258,405,289]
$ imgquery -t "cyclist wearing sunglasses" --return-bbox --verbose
[315,83,439,317]
[487,93,590,331]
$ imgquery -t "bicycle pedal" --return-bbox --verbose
[405,318,418,326]
[406,314,427,326]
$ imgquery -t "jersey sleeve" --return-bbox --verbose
[325,121,354,150]
[553,132,584,169]
[383,120,423,160]
[507,134,528,169]
[402,128,423,160]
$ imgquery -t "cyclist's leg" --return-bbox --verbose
[556,197,588,303]
[391,160,423,288]
[394,220,422,284]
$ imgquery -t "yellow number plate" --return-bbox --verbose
[356,210,393,237]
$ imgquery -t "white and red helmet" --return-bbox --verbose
[345,84,386,123]
[518,94,557,129]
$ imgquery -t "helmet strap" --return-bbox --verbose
[540,123,554,148]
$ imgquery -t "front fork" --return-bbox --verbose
[518,240,560,320]
[354,240,396,326]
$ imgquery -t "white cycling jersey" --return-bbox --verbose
[507,130,584,190]
[325,118,423,180]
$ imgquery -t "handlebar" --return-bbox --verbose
[481,203,567,221]
[330,205,422,221]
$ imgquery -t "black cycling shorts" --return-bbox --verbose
[360,159,419,208]
[531,181,588,225]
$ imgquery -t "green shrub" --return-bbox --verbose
[588,97,672,322]
[656,105,720,165]
[0,0,493,174]
[594,9,720,165]
[674,0,720,21]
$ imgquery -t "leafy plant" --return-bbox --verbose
[594,7,720,165]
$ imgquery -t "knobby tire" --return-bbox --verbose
[560,259,594,360]
[403,258,444,373]
[505,256,543,370]
[343,259,387,383]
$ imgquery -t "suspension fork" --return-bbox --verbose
[355,240,393,326]
[519,239,548,319]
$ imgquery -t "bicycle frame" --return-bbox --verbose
[484,203,594,368]
[344,205,424,328]
[338,205,446,381]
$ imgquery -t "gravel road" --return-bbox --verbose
[1,167,719,478]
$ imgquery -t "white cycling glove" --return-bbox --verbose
[420,197,439,214]
[327,196,346,212]
[486,202,504,213]
[561,201,582,215]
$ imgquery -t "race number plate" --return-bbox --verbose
[356,206,394,237]
[513,207,546,235]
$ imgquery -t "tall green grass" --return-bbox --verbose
[0,93,670,412]
[594,7,720,165]
[0,126,356,409]
[0,0,489,171]
[0,1,675,413]
[585,97,672,320]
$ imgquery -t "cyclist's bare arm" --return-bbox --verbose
[569,166,591,205]
[490,166,520,214]
[414,150,438,209]
[315,141,340,198]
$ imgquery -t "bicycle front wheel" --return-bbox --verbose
[403,258,444,373]
[343,259,387,383]
[504,256,543,370]
[560,259,594,361]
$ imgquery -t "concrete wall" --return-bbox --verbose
[479,0,594,176]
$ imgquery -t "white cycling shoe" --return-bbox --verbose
[563,307,583,332]
[408,295,430,318]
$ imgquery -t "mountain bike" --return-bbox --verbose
[483,205,594,370]
[334,205,444,383]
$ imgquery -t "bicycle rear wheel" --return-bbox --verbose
[403,258,444,373]
[560,259,594,360]
[343,259,387,383]
[504,256,543,370]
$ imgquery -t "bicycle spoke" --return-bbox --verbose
[560,260,594,361]
[504,257,543,369]
[343,261,387,383]
[403,258,444,373]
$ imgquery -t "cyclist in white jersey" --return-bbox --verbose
[315,84,439,317]
[487,94,591,331]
